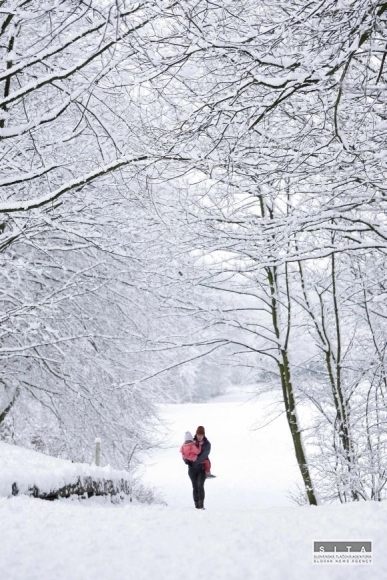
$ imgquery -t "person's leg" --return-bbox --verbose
[188,467,200,507]
[203,459,216,478]
[197,469,206,508]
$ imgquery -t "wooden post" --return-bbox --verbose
[95,437,101,467]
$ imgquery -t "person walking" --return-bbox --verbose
[180,431,216,478]
[182,425,211,510]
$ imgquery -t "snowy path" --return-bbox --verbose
[1,387,386,579]
[1,496,385,579]
[141,386,303,508]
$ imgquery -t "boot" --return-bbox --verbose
[198,499,205,510]
[194,501,200,509]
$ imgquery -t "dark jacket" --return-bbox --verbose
[183,436,211,469]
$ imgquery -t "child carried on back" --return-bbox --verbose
[180,431,216,478]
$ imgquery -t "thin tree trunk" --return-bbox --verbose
[297,253,360,501]
[0,387,18,426]
[261,195,317,505]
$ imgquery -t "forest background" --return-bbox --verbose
[1,0,387,505]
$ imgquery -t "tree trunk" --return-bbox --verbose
[266,262,318,505]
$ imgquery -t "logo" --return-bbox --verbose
[313,541,372,565]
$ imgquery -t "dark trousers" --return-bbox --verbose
[188,466,206,503]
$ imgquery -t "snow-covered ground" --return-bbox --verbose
[1,386,386,579]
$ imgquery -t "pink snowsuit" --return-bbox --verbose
[180,441,201,462]
[180,441,211,473]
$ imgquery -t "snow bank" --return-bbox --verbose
[0,442,131,498]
